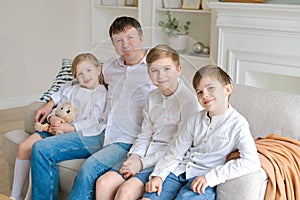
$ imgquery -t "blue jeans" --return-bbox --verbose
[31,130,104,200]
[143,172,216,200]
[68,142,131,200]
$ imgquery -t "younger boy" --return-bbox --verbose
[144,65,261,200]
[95,44,202,200]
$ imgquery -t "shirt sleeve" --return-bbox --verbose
[204,121,261,187]
[128,98,152,157]
[50,81,73,104]
[150,117,195,181]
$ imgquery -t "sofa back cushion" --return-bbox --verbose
[230,84,300,140]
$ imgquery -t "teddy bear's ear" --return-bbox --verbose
[63,101,72,107]
[73,107,80,115]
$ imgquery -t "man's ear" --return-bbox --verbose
[140,35,144,42]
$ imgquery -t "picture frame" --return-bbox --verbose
[124,0,138,7]
[182,0,201,9]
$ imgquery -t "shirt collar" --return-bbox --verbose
[205,105,233,123]
[117,48,148,68]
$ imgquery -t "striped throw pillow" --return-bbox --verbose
[39,58,73,102]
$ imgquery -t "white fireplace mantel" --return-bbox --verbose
[209,1,300,94]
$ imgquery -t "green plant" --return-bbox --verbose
[158,11,191,38]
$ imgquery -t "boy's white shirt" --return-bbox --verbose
[49,83,107,136]
[150,105,261,187]
[128,79,202,169]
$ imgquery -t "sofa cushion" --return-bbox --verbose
[25,101,46,134]
[39,58,73,102]
[3,130,31,165]
[230,84,300,140]
[217,168,268,200]
[57,159,85,194]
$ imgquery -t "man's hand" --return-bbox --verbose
[119,154,142,178]
[191,175,208,194]
[145,176,163,196]
[34,99,55,123]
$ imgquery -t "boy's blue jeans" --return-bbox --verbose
[31,130,131,200]
[143,172,216,200]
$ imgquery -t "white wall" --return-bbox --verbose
[0,0,91,109]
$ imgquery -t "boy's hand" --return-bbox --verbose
[35,99,55,123]
[119,154,142,178]
[145,176,163,196]
[191,175,208,194]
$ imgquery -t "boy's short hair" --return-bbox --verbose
[146,44,180,67]
[192,65,232,90]
[109,16,143,38]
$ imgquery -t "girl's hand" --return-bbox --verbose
[119,154,142,178]
[145,176,163,195]
[49,115,64,126]
[191,175,208,194]
[50,122,75,134]
[34,99,55,123]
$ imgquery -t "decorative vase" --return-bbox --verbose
[168,35,188,53]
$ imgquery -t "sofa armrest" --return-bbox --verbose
[24,101,46,134]
[216,168,268,200]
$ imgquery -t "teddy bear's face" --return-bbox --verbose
[55,102,78,123]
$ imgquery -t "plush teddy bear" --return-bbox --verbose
[35,102,79,135]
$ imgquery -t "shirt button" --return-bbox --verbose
[203,140,206,144]
[187,165,190,169]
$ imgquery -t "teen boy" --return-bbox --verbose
[95,44,202,200]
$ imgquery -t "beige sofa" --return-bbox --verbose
[3,83,300,199]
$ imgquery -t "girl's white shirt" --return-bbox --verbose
[129,79,202,169]
[50,53,155,145]
[150,105,261,187]
[49,82,107,136]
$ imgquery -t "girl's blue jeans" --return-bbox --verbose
[143,172,216,200]
[31,130,131,200]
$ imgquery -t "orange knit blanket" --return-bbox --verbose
[227,134,300,200]
[255,134,300,200]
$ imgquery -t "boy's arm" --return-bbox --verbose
[204,124,261,187]
[128,100,153,157]
[150,118,195,181]
[141,94,201,169]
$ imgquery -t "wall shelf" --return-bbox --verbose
[95,5,138,10]
[91,0,215,71]
[157,8,211,14]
